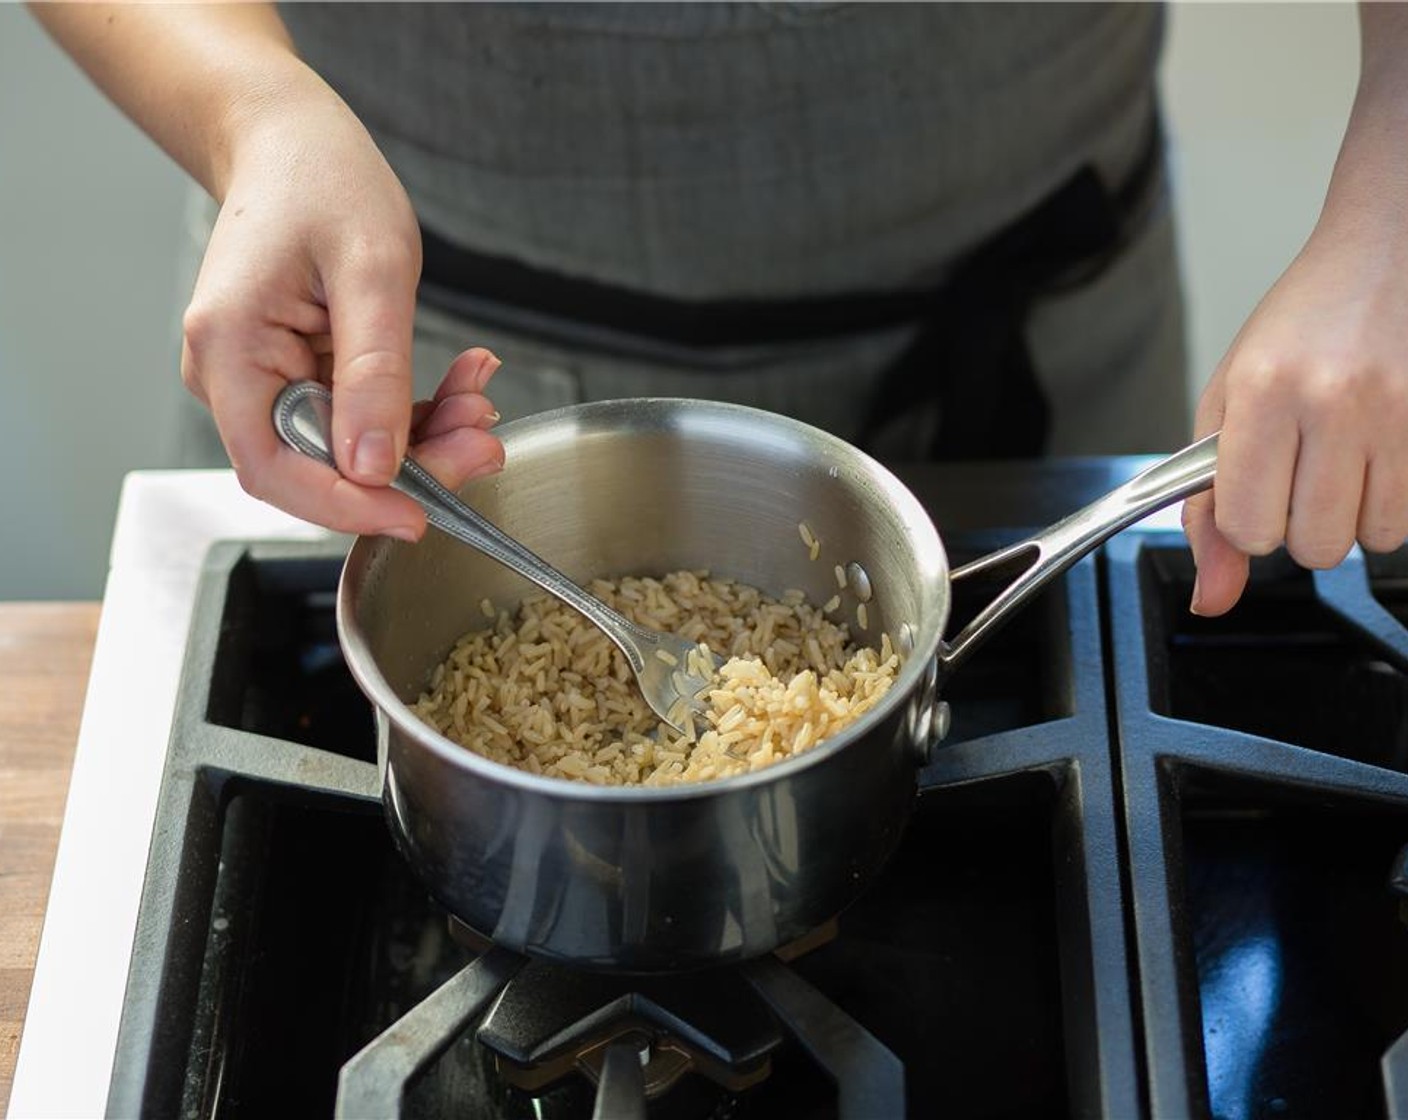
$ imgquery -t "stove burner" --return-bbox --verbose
[477,961,783,1099]
[332,949,904,1118]
[437,918,857,1110]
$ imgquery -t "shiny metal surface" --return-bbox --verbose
[939,432,1218,672]
[275,381,718,730]
[337,399,1218,971]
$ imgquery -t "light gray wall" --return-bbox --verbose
[0,7,187,600]
[1161,3,1358,394]
[0,3,1365,599]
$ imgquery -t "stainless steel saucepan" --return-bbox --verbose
[336,398,1217,972]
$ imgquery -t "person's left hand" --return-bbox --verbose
[1182,220,1408,615]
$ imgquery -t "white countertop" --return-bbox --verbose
[8,472,328,1120]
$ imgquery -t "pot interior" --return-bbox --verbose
[342,399,950,742]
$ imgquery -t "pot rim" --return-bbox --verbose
[336,397,952,803]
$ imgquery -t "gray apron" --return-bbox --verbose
[178,3,1188,465]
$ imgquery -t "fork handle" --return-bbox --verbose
[271,380,646,671]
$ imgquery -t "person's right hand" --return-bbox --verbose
[180,78,503,540]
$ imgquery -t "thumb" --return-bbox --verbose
[326,246,418,486]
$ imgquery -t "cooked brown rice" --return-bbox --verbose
[411,570,900,787]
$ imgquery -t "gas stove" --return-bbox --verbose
[12,465,1408,1118]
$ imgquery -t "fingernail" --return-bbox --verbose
[1189,574,1206,616]
[353,429,395,481]
[476,409,501,429]
[466,456,505,481]
[474,352,502,389]
[385,526,419,542]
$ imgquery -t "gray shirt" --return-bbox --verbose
[280,3,1162,300]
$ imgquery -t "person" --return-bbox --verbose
[33,3,1408,618]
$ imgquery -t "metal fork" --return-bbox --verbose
[272,380,721,734]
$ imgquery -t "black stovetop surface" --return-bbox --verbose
[105,461,1408,1119]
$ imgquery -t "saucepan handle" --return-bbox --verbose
[935,432,1220,675]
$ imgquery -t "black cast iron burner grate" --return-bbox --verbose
[103,461,1408,1118]
[1106,534,1408,1120]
